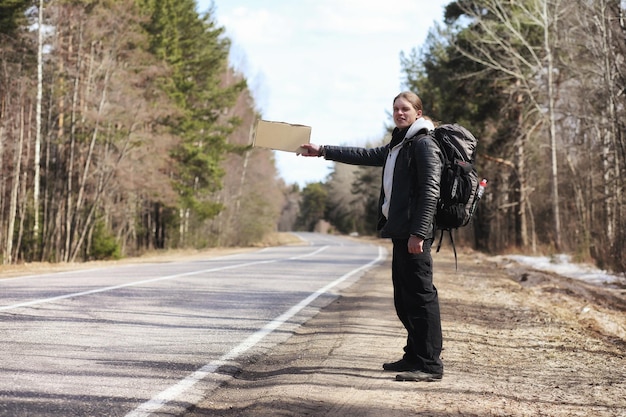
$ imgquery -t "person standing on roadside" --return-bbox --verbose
[299,91,444,382]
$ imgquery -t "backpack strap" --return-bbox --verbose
[436,229,458,270]
[436,229,444,253]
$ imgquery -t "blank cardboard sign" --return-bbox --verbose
[253,120,311,153]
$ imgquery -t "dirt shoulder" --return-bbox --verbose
[185,241,626,417]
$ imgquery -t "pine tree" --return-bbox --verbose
[138,0,246,247]
[0,0,30,35]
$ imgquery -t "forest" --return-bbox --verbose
[0,0,625,275]
[297,0,626,275]
[0,0,286,264]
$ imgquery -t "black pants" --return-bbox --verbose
[391,238,443,374]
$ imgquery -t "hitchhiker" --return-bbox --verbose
[299,91,444,381]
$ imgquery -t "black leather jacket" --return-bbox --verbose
[323,131,442,239]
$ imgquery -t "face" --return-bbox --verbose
[393,97,422,129]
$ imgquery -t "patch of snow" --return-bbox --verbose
[505,254,626,288]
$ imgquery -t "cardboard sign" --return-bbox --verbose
[253,120,311,153]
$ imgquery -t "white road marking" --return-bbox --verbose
[0,247,329,312]
[125,245,385,417]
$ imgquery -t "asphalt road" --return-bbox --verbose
[0,233,385,417]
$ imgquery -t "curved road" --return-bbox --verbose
[0,233,385,416]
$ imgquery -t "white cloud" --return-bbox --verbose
[199,0,449,187]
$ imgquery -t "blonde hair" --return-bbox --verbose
[393,91,423,112]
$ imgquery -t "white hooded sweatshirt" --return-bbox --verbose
[381,117,435,219]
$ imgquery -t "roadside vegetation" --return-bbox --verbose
[0,1,624,277]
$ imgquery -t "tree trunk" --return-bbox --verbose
[33,0,44,258]
[599,0,618,243]
[5,105,25,264]
[14,104,33,263]
[516,92,528,248]
[0,119,5,250]
[544,0,562,251]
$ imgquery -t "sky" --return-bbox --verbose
[195,0,450,187]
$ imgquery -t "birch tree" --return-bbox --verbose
[558,0,626,269]
[33,0,43,257]
[4,98,25,264]
[449,0,564,249]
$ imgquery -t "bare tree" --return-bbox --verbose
[207,79,284,247]
[557,0,625,267]
[452,0,564,249]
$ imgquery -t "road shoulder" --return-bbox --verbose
[185,245,626,416]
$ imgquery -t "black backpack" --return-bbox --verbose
[412,124,485,266]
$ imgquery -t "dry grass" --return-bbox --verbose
[0,232,305,279]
